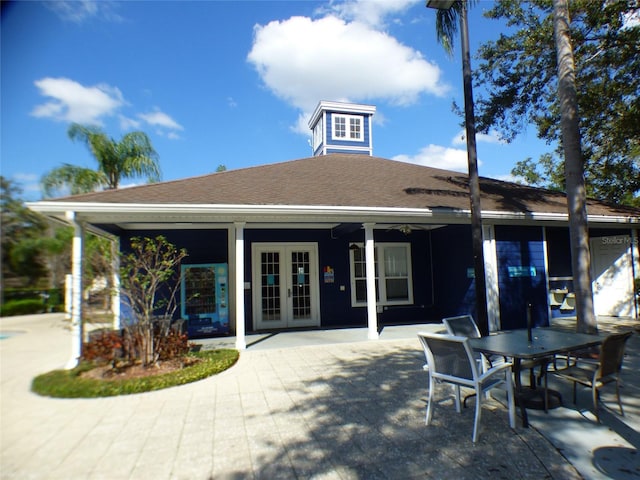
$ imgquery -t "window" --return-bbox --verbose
[313,117,323,151]
[349,243,413,306]
[334,116,346,138]
[332,114,364,142]
[349,117,361,139]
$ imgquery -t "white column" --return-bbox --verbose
[482,225,500,332]
[234,223,246,350]
[364,223,378,340]
[65,211,84,369]
[64,274,72,320]
[111,238,121,331]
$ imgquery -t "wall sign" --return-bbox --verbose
[324,266,335,284]
[508,266,537,278]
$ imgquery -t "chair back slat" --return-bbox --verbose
[419,333,475,380]
[442,315,481,339]
[598,331,633,379]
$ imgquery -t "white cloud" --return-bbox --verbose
[247,15,448,114]
[452,129,507,146]
[45,0,123,24]
[137,109,183,139]
[11,173,42,199]
[319,0,419,28]
[119,115,141,130]
[31,77,124,125]
[291,112,312,136]
[393,144,481,172]
[492,173,521,183]
[138,110,183,131]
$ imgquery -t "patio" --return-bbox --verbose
[1,313,638,479]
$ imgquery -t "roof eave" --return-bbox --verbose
[26,202,639,228]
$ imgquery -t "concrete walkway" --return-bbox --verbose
[0,314,637,479]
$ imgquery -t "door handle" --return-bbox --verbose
[288,288,292,298]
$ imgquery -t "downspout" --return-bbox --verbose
[65,211,84,369]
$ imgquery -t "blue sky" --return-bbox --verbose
[2,0,549,201]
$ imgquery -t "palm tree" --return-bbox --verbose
[42,123,161,197]
[428,0,489,334]
[552,0,596,333]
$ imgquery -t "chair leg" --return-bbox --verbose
[472,391,482,443]
[426,376,435,425]
[543,367,549,412]
[506,375,516,429]
[615,380,624,416]
[454,385,462,413]
[593,386,600,422]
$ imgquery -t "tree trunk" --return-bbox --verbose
[552,0,597,333]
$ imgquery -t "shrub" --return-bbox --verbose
[156,329,191,361]
[119,235,188,366]
[82,330,123,364]
[31,349,240,398]
[1,288,64,314]
[0,299,45,317]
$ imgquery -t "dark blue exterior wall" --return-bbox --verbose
[495,226,548,329]
[430,225,478,320]
[325,148,372,155]
[119,230,229,325]
[245,228,435,330]
[118,223,635,335]
[120,230,229,264]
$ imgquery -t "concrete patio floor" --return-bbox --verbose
[1,313,638,479]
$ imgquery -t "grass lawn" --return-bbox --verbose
[31,349,239,398]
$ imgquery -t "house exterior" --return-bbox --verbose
[28,101,640,353]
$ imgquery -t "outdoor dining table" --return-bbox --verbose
[469,327,605,427]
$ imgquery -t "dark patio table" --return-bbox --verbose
[469,327,604,427]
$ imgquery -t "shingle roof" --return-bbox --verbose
[44,154,638,217]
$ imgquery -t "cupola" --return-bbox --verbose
[308,101,376,156]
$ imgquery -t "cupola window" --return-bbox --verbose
[332,114,364,142]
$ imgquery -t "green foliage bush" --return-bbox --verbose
[0,299,45,317]
[31,349,239,398]
[2,288,64,314]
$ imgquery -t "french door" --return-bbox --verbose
[252,243,320,330]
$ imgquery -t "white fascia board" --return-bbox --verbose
[26,201,638,226]
[27,201,430,216]
[308,101,376,128]
[481,210,639,225]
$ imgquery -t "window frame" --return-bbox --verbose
[349,242,414,307]
[331,114,364,142]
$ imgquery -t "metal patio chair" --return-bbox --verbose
[553,331,633,421]
[418,332,516,443]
